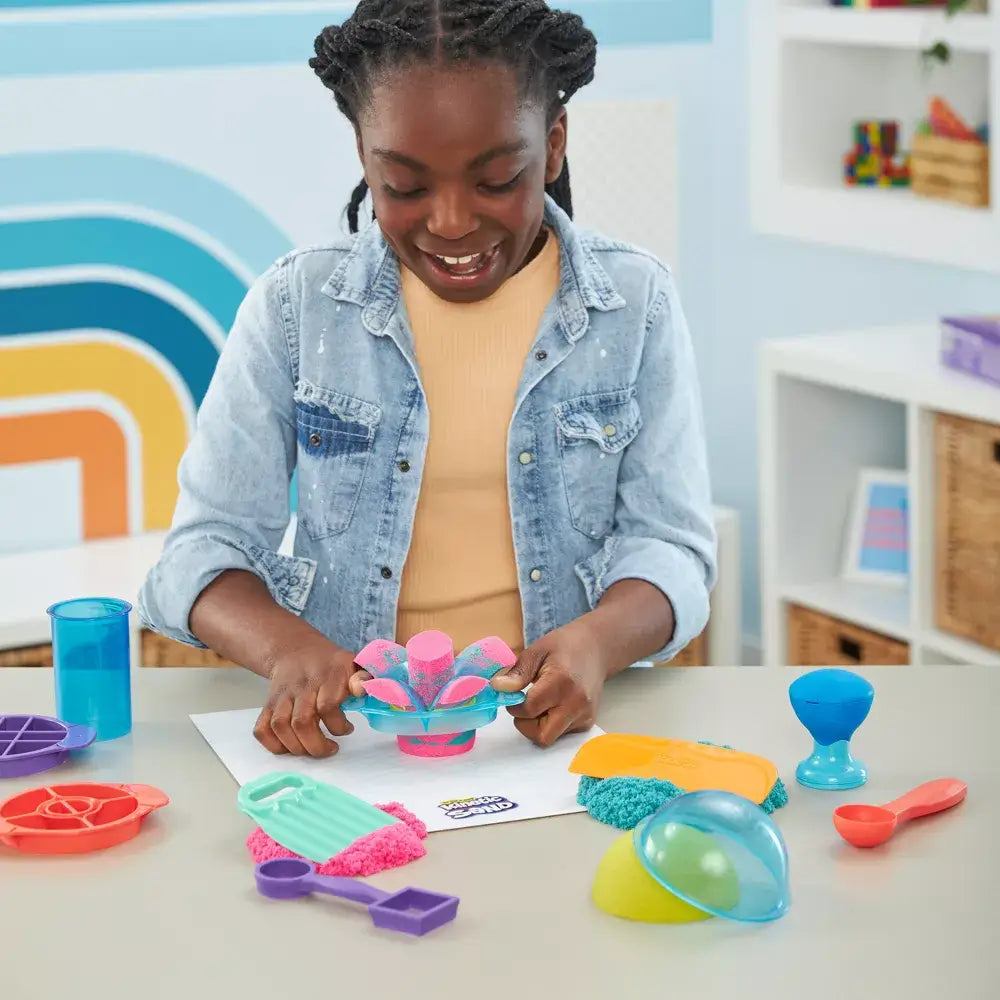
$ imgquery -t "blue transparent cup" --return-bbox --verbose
[46,597,132,741]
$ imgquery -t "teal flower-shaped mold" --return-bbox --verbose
[341,631,526,737]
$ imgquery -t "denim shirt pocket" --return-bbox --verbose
[294,381,382,540]
[554,385,642,539]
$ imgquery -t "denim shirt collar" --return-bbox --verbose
[320,195,626,343]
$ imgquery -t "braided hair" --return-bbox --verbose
[309,0,597,233]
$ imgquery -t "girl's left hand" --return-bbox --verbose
[491,619,608,747]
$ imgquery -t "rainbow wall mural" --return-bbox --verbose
[0,149,293,545]
[0,0,710,555]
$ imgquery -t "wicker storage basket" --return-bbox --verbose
[934,412,1000,651]
[654,627,708,667]
[0,634,238,668]
[140,630,237,668]
[0,643,53,668]
[787,604,909,666]
[911,133,989,208]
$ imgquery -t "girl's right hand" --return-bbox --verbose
[253,636,369,757]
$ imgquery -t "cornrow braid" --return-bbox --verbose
[309,0,597,233]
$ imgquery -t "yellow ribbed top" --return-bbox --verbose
[396,231,560,654]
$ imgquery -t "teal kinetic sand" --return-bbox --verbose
[577,742,789,830]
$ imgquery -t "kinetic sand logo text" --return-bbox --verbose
[438,795,519,821]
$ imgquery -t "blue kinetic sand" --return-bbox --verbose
[789,668,874,790]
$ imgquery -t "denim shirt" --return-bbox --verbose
[138,197,717,663]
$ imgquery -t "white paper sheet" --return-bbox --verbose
[190,707,602,832]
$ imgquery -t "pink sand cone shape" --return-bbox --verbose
[361,677,422,710]
[433,675,489,707]
[454,636,517,677]
[355,639,407,677]
[405,630,456,707]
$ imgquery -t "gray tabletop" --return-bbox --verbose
[0,666,995,1000]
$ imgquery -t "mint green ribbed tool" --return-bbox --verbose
[237,772,401,863]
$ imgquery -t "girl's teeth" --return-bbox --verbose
[429,246,498,278]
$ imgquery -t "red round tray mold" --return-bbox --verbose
[0,781,169,854]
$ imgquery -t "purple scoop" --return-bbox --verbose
[0,715,96,779]
[254,859,459,936]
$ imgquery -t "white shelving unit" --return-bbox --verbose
[749,0,999,272]
[758,322,1000,668]
[704,505,742,666]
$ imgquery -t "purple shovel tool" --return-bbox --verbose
[254,858,459,936]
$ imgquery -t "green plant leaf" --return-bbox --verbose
[921,40,952,66]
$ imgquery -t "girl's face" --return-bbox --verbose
[357,62,567,303]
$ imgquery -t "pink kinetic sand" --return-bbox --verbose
[405,629,455,707]
[246,801,428,877]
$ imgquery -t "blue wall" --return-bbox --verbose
[0,0,711,75]
[591,2,1000,642]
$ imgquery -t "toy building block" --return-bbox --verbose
[844,119,910,188]
[854,120,898,158]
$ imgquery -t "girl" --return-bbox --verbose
[139,0,717,758]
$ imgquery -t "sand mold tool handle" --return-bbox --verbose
[885,778,967,822]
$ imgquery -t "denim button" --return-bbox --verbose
[535,350,548,361]
[380,566,393,580]
[309,432,322,447]
[603,424,616,437]
[518,452,533,465]
[529,568,542,582]
[398,460,411,473]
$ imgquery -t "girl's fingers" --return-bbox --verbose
[316,683,354,739]
[513,705,578,748]
[538,705,579,747]
[347,668,372,698]
[508,665,575,719]
[253,706,288,754]
[513,716,543,743]
[492,646,546,692]
[507,672,564,719]
[291,691,339,757]
[268,694,309,756]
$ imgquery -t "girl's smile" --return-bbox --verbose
[418,240,504,291]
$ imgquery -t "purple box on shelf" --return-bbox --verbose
[940,316,1000,390]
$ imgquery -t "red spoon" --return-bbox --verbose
[833,778,967,848]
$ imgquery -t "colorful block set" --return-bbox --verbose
[844,120,911,188]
